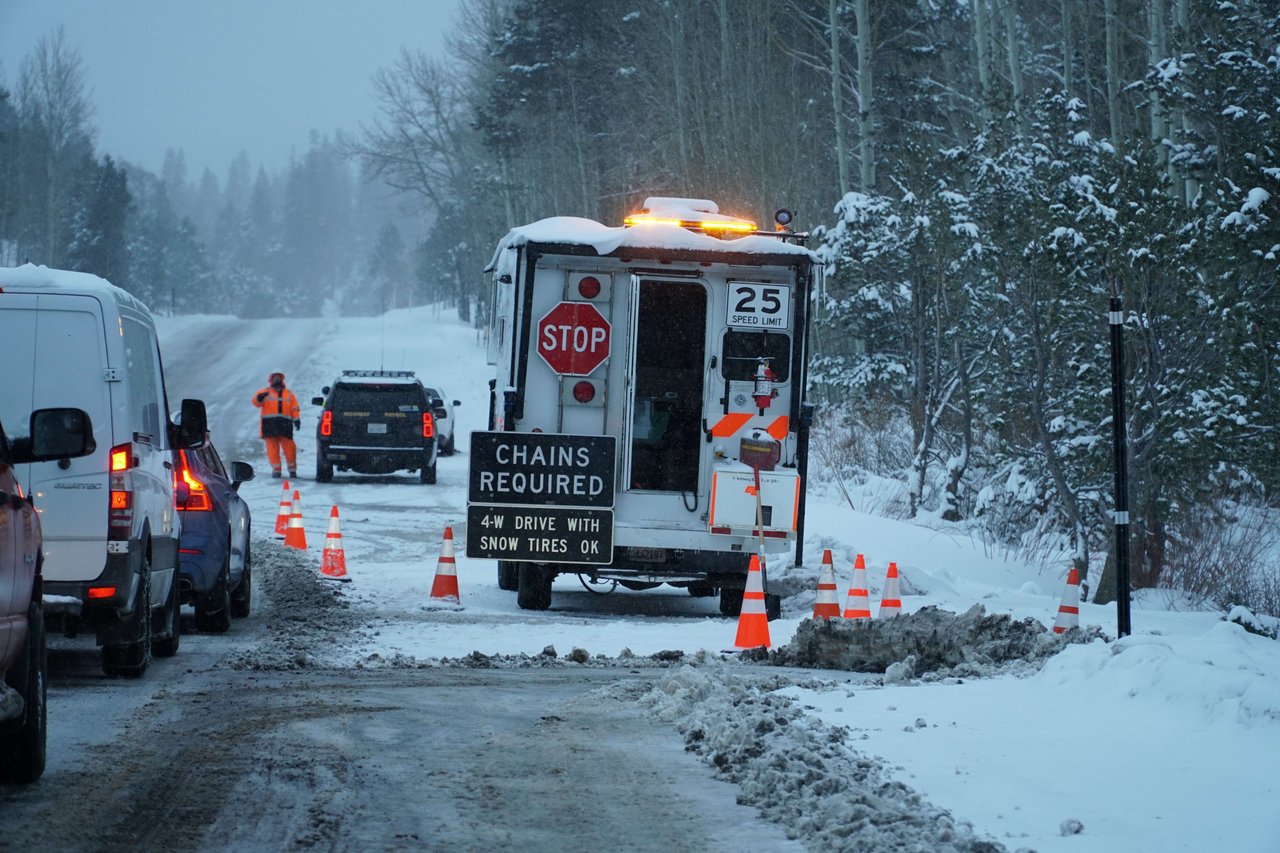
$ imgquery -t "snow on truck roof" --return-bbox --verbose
[0,263,151,314]
[489,201,816,269]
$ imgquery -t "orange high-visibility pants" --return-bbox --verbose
[264,436,298,474]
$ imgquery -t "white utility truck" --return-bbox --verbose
[467,198,817,615]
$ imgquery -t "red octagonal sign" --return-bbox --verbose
[537,301,611,376]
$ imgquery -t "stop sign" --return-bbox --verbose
[537,302,611,376]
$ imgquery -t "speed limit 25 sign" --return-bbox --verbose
[727,281,791,330]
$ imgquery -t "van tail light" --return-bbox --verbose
[175,450,212,511]
[422,412,435,438]
[108,442,134,541]
[320,411,332,437]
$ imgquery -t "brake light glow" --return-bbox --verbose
[320,411,332,437]
[422,412,435,438]
[108,442,133,540]
[176,450,212,511]
[87,586,117,599]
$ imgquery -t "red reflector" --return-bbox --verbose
[320,411,332,437]
[110,491,130,510]
[87,586,116,599]
[179,548,203,555]
[572,381,595,403]
[710,526,731,535]
[422,412,435,438]
[577,275,602,299]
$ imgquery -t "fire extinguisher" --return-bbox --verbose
[753,358,778,413]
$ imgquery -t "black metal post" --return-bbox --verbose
[793,401,815,567]
[1108,296,1132,637]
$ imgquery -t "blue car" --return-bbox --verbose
[173,437,254,632]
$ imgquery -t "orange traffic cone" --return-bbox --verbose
[429,526,460,603]
[812,549,841,620]
[274,478,291,536]
[879,561,902,618]
[733,554,772,649]
[842,553,872,620]
[1053,567,1081,633]
[320,506,349,580]
[284,490,307,549]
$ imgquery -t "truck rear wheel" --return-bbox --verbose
[718,585,744,617]
[517,565,553,610]
[0,602,46,783]
[497,561,518,591]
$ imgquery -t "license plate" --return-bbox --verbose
[367,423,387,434]
[625,547,665,563]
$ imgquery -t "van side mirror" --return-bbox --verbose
[177,398,207,448]
[453,400,461,407]
[16,408,96,462]
[311,397,325,406]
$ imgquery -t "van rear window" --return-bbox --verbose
[331,384,423,412]
[720,330,791,382]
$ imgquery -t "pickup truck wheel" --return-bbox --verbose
[102,567,152,679]
[150,568,182,657]
[497,561,518,591]
[230,541,252,618]
[718,585,744,617]
[196,555,232,633]
[0,601,47,783]
[517,565,553,610]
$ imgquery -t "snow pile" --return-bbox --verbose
[637,666,1004,852]
[1226,605,1280,640]
[1036,621,1280,727]
[771,605,1102,676]
[223,537,367,671]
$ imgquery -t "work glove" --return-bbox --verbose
[256,391,268,403]
[293,419,302,429]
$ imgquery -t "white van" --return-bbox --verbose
[0,265,207,678]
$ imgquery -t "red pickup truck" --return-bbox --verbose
[0,407,94,784]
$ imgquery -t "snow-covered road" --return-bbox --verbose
[1,305,1276,852]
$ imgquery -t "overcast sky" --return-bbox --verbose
[0,0,460,181]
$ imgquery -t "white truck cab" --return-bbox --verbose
[469,199,817,615]
[0,265,207,678]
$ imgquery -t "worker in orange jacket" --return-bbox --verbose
[251,370,301,478]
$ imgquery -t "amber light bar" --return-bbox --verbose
[623,214,757,233]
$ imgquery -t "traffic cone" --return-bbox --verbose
[274,478,291,536]
[320,506,348,580]
[733,554,772,649]
[879,561,902,618]
[812,549,841,620]
[842,553,872,620]
[1053,567,1081,633]
[429,526,460,604]
[284,490,307,549]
